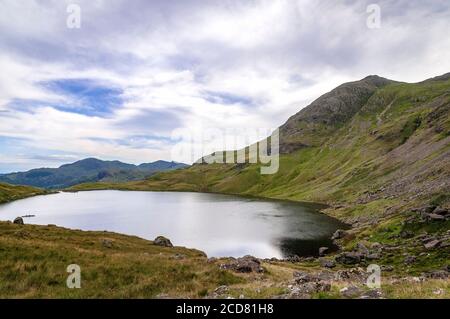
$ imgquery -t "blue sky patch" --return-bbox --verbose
[41,79,124,117]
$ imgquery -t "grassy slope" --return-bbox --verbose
[0,183,47,204]
[1,221,448,298]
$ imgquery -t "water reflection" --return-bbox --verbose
[0,191,347,258]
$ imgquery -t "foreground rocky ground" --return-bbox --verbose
[0,219,448,299]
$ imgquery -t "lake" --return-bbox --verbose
[0,190,346,258]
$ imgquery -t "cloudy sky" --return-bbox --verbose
[0,0,449,172]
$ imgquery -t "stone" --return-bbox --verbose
[221,255,263,273]
[319,258,336,268]
[335,252,363,265]
[340,286,363,298]
[366,253,381,260]
[424,239,441,249]
[293,271,321,284]
[13,217,24,225]
[404,255,416,265]
[424,270,449,279]
[319,247,329,256]
[433,207,449,216]
[153,236,173,247]
[331,229,347,240]
[360,289,383,299]
[371,242,382,250]
[285,255,301,262]
[426,213,445,221]
[356,242,370,255]
[297,281,331,294]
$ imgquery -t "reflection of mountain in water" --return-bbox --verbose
[276,237,342,258]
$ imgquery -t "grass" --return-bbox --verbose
[0,221,243,298]
[0,183,47,204]
[1,221,448,299]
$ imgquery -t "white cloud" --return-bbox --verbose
[0,0,449,170]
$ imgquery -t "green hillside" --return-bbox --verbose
[0,183,47,204]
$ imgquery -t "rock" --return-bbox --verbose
[13,217,24,225]
[221,255,263,273]
[360,289,383,299]
[207,257,218,264]
[293,271,321,284]
[297,281,331,294]
[433,207,449,216]
[331,229,347,240]
[153,236,173,247]
[366,253,381,260]
[356,242,370,255]
[335,268,368,283]
[426,213,445,221]
[101,239,113,248]
[371,242,382,250]
[319,258,336,268]
[285,255,301,262]
[404,255,416,265]
[340,286,363,298]
[423,205,437,213]
[335,252,363,265]
[319,247,329,256]
[424,270,449,279]
[214,285,229,295]
[424,239,441,249]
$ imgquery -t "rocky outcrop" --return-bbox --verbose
[153,236,173,247]
[13,217,24,225]
[220,255,264,273]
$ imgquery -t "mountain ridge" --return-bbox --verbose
[0,158,189,189]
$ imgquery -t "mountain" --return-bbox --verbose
[73,73,449,248]
[0,158,189,189]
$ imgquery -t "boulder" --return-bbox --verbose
[153,236,173,247]
[424,239,441,250]
[319,247,329,256]
[331,229,347,240]
[426,213,445,221]
[335,252,363,265]
[356,242,370,255]
[433,207,449,216]
[293,271,321,284]
[221,255,263,273]
[319,258,336,268]
[13,217,24,225]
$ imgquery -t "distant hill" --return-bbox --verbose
[0,158,189,189]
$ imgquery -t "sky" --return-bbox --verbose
[0,0,449,172]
